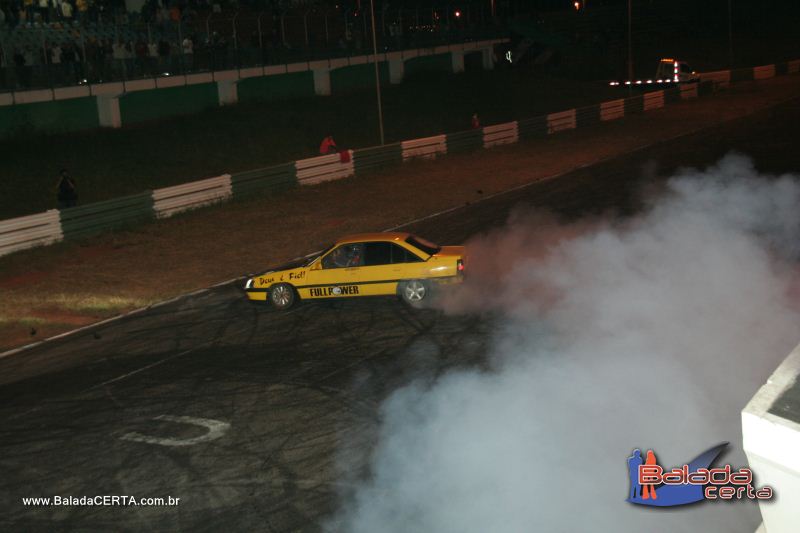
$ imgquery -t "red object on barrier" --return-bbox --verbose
[339,150,351,163]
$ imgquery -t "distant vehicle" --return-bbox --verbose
[244,232,466,310]
[609,58,700,87]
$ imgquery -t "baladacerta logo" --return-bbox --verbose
[626,443,773,507]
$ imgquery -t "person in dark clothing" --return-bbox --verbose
[56,169,78,208]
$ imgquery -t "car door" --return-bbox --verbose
[301,243,364,299]
[348,241,399,296]
[354,241,427,295]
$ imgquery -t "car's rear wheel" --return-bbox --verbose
[399,279,430,308]
[270,283,296,310]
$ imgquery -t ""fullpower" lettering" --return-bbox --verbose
[309,286,360,297]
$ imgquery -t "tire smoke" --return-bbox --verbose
[332,154,800,532]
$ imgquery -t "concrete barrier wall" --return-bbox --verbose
[482,122,519,148]
[643,90,665,111]
[0,210,63,256]
[547,109,576,134]
[401,135,447,160]
[1,57,797,258]
[742,343,800,533]
[152,174,232,218]
[295,152,355,185]
[600,99,625,121]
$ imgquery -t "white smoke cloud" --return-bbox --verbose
[331,153,800,533]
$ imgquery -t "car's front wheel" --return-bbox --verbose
[399,279,430,308]
[270,283,296,310]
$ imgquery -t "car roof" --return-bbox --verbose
[335,232,412,245]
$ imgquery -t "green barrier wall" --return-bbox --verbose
[731,68,755,82]
[405,53,454,77]
[231,163,298,198]
[330,63,390,94]
[119,83,218,124]
[352,144,403,174]
[623,95,644,115]
[446,129,483,153]
[59,191,155,240]
[664,86,682,104]
[0,97,99,139]
[464,51,484,72]
[575,105,600,128]
[237,72,315,102]
[517,115,548,139]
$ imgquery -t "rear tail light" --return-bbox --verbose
[457,259,465,272]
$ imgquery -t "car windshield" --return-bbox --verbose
[306,244,334,266]
[406,235,441,256]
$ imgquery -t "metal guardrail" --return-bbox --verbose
[0,58,797,258]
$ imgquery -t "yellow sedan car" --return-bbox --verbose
[244,232,465,309]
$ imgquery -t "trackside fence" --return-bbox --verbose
[1,59,797,257]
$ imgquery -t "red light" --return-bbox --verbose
[455,10,461,18]
[457,259,465,272]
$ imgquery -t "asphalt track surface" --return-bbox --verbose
[2,98,800,532]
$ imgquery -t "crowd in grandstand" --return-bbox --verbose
[0,1,492,90]
[0,0,127,27]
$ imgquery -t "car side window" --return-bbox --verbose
[391,244,423,263]
[364,242,393,266]
[322,243,364,269]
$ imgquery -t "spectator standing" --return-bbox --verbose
[50,41,61,82]
[55,169,77,208]
[168,3,178,24]
[101,38,112,80]
[13,48,26,88]
[37,0,47,23]
[471,112,480,129]
[319,134,338,155]
[135,37,147,76]
[84,36,98,82]
[22,0,33,25]
[0,44,6,90]
[74,0,85,24]
[181,35,193,72]
[111,38,125,78]
[23,46,34,85]
[60,41,77,84]
[147,39,157,75]
[157,38,169,73]
[124,39,134,78]
[60,0,72,21]
[50,41,64,83]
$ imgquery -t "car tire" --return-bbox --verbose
[270,283,296,310]
[398,279,430,308]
